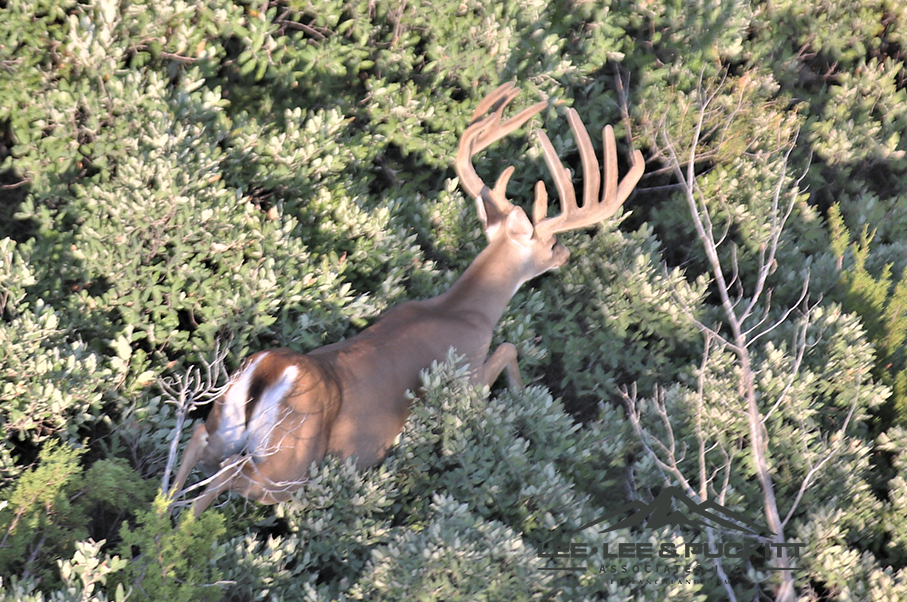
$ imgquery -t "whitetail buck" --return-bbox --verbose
[167,83,644,516]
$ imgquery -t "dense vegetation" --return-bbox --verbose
[2,0,907,599]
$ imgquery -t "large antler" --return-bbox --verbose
[456,83,547,217]
[532,109,645,239]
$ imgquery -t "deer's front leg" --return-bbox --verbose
[481,342,523,390]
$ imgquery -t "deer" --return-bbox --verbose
[166,83,644,517]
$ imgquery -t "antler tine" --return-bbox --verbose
[602,125,619,214]
[572,110,602,219]
[534,126,576,229]
[456,83,547,204]
[534,111,644,239]
[533,108,597,235]
[618,146,645,206]
[469,82,518,124]
[473,101,549,155]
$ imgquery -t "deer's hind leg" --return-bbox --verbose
[191,454,305,518]
[190,433,327,516]
[168,423,209,501]
[190,397,334,517]
[181,349,340,516]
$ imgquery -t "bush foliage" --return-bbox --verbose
[2,0,907,600]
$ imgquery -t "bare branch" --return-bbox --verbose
[662,110,741,342]
[696,333,713,502]
[159,343,231,495]
[707,526,738,602]
[763,296,820,424]
[622,384,696,497]
[654,71,808,601]
[738,136,804,327]
[745,269,811,346]
[781,372,863,528]
[662,270,741,353]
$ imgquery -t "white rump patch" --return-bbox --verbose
[216,353,267,456]
[247,365,299,458]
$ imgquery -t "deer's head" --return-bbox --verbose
[455,83,644,287]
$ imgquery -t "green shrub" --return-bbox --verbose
[113,495,226,602]
[0,441,151,588]
[3,0,907,599]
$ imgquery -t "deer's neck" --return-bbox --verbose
[436,239,527,328]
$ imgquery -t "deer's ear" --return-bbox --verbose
[504,206,534,246]
[477,188,509,238]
